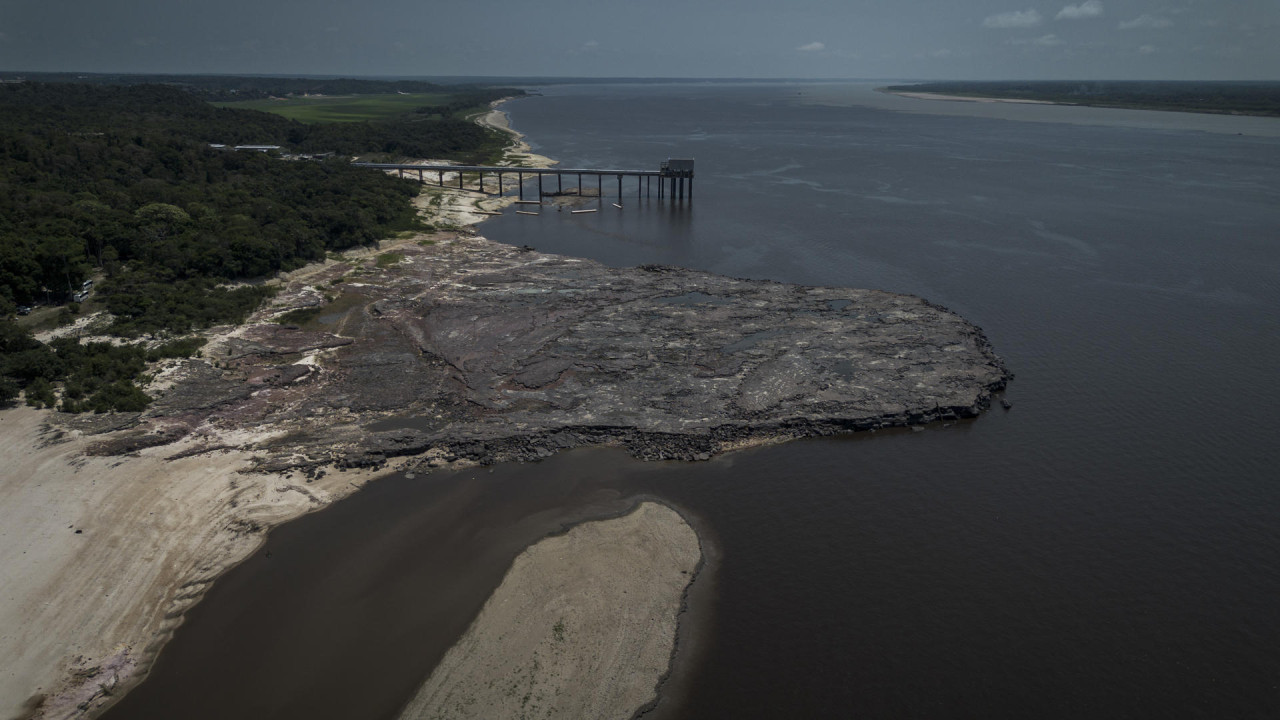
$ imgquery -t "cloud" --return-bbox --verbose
[567,40,600,56]
[1009,33,1066,46]
[797,41,825,52]
[1056,1,1103,20]
[1138,44,1157,54]
[1118,14,1173,30]
[983,9,1044,28]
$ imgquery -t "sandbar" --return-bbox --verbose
[397,501,701,720]
[886,90,1057,105]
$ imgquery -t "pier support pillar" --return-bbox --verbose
[518,172,524,201]
[538,173,543,198]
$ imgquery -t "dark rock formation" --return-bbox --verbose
[73,235,1011,471]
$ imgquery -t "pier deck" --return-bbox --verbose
[353,159,695,201]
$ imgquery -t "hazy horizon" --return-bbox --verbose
[1,0,1276,82]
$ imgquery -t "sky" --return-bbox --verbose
[1,0,1276,80]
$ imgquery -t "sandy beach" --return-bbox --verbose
[397,502,701,720]
[0,407,382,719]
[392,98,560,227]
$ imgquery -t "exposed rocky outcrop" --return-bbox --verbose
[63,234,1010,472]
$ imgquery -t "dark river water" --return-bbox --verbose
[108,83,1280,719]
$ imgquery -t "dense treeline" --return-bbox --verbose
[0,84,428,322]
[883,81,1280,117]
[1,72,520,104]
[0,82,509,158]
[0,317,207,411]
[0,80,508,411]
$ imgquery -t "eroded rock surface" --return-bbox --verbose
[69,234,1010,470]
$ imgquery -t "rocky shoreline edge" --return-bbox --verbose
[63,231,1010,481]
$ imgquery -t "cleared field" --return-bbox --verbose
[215,93,455,122]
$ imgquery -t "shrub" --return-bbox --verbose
[146,336,207,361]
[24,377,57,408]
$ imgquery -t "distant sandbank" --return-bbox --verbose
[882,89,1058,105]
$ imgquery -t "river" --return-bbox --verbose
[107,82,1280,719]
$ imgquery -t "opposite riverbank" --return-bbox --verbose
[878,81,1280,117]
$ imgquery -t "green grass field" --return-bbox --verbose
[214,93,455,123]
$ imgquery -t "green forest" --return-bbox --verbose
[1,72,501,103]
[0,79,520,411]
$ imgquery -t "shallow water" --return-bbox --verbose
[108,82,1280,719]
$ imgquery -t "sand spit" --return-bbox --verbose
[0,407,382,719]
[397,502,700,720]
[886,90,1057,105]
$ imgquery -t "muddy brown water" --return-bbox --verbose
[102,448,712,719]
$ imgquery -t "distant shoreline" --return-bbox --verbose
[877,82,1280,118]
[881,89,1058,106]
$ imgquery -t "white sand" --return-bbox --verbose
[385,98,560,228]
[398,502,701,720]
[0,407,380,719]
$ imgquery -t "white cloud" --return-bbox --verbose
[1056,1,1104,20]
[1138,44,1157,54]
[580,40,599,51]
[1118,14,1173,30]
[1010,33,1066,46]
[983,9,1044,28]
[797,41,825,52]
